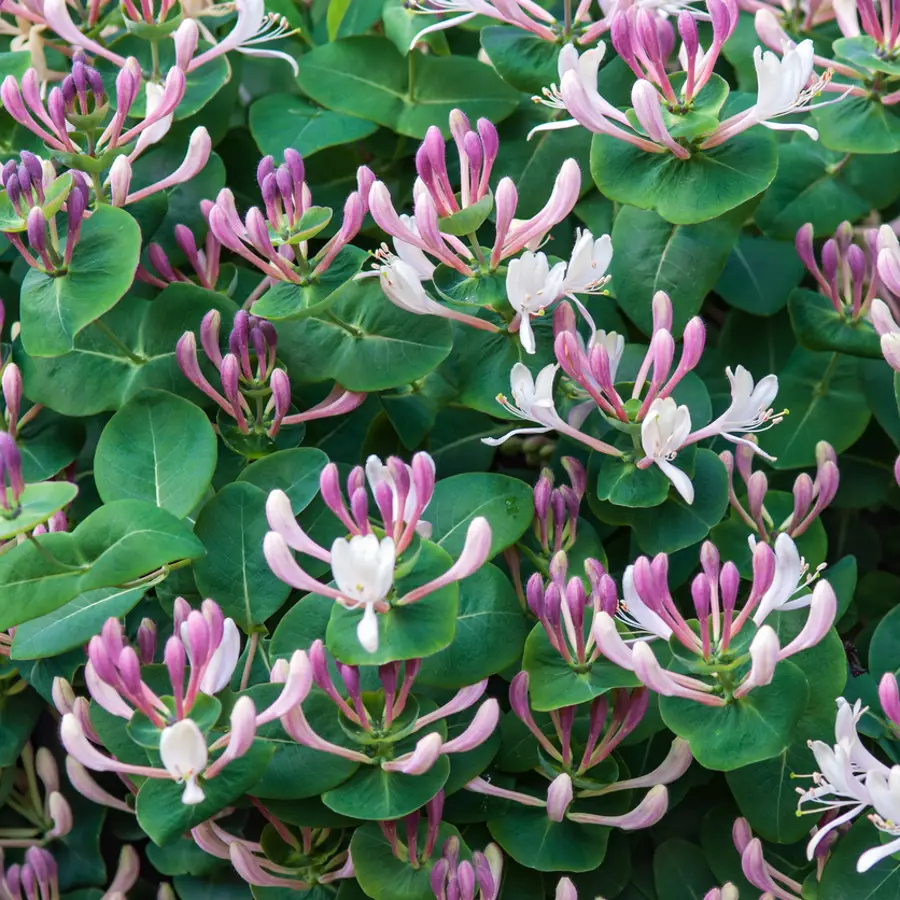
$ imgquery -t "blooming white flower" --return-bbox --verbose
[617,565,673,641]
[394,214,437,279]
[698,365,783,458]
[331,533,396,653]
[860,767,900,872]
[483,363,565,445]
[640,398,694,504]
[563,229,613,296]
[506,251,567,354]
[379,257,438,315]
[752,533,806,625]
[159,719,208,805]
[749,40,825,138]
[130,82,174,160]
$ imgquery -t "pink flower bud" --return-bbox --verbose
[555,877,578,900]
[2,362,23,434]
[882,333,900,371]
[183,610,211,667]
[109,156,131,207]
[652,291,673,334]
[267,368,291,437]
[220,354,248,432]
[174,19,199,71]
[879,673,900,726]
[441,699,499,754]
[137,618,157,665]
[546,773,573,822]
[777,580,837,660]
[734,625,779,698]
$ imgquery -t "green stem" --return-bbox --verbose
[240,632,260,690]
[815,352,841,397]
[92,320,146,363]
[325,312,363,338]
[408,51,416,103]
[26,534,88,572]
[21,744,44,822]
[117,557,193,589]
[90,170,106,207]
[150,40,161,80]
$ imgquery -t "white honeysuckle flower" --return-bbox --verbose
[563,229,613,296]
[159,719,208,805]
[331,533,396,652]
[199,618,241,695]
[131,82,174,159]
[483,363,564,445]
[751,533,806,625]
[591,329,625,382]
[749,40,828,137]
[691,365,783,458]
[640,398,694,504]
[378,257,443,315]
[506,251,567,354]
[617,564,674,641]
[860,767,900,872]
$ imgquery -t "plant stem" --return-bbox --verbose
[241,632,260,690]
[92,320,147,363]
[408,51,416,103]
[150,40,161,80]
[325,312,363,338]
[90,170,107,206]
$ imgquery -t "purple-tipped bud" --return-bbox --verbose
[747,470,768,524]
[257,156,275,191]
[678,10,699,58]
[137,618,157,665]
[679,317,706,372]
[750,541,776,600]
[534,474,552,520]
[456,861,476,900]
[561,456,587,499]
[0,431,24,506]
[549,550,568,587]
[526,572,545,619]
[720,561,740,613]
[2,362,23,434]
[791,473,814,525]
[199,309,223,370]
[847,243,866,285]
[597,573,619,616]
[431,859,450,898]
[268,368,291,437]
[165,634,186,699]
[183,610,211,667]
[283,149,305,189]
[692,573,711,619]
[821,239,838,282]
[220,354,247,432]
[26,206,46,254]
[795,223,817,272]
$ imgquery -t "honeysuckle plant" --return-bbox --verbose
[0,0,897,897]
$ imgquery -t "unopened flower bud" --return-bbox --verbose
[546,773,573,822]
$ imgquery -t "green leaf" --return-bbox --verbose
[417,564,530,688]
[250,247,369,321]
[488,806,609,872]
[326,539,459,664]
[16,284,239,416]
[479,26,561,94]
[0,499,205,629]
[610,205,747,336]
[764,349,871,470]
[788,288,882,358]
[428,473,534,558]
[813,95,900,154]
[351,821,467,900]
[595,452,671,508]
[819,818,900,899]
[275,281,453,390]
[136,742,275,846]
[193,483,291,633]
[725,699,836,843]
[590,128,777,225]
[523,623,642,712]
[0,689,43,766]
[834,36,900,75]
[250,94,379,158]
[869,604,900,680]
[439,192,494,237]
[653,839,716,900]
[237,448,328,513]
[19,206,142,357]
[659,660,810,771]
[243,687,360,799]
[715,235,806,315]
[295,37,519,137]
[94,390,218,517]
[754,143,872,240]
[0,481,78,540]
[11,585,148,660]
[16,413,85,482]
[322,757,450,820]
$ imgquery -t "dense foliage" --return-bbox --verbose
[0,0,900,897]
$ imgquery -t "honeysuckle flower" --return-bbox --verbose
[530,457,587,555]
[186,0,301,74]
[430,837,502,900]
[331,534,396,652]
[797,699,889,860]
[880,673,900,731]
[721,439,839,544]
[0,432,25,515]
[408,0,557,49]
[366,453,434,540]
[139,219,222,290]
[701,40,846,148]
[555,878,578,900]
[639,398,694,503]
[685,365,783,459]
[466,774,670,830]
[750,532,821,624]
[735,821,805,900]
[859,767,900,871]
[264,458,492,653]
[159,719,209,805]
[507,251,568,354]
[597,539,837,704]
[483,363,623,457]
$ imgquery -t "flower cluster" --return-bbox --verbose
[264,452,492,652]
[594,535,837,704]
[488,291,785,504]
